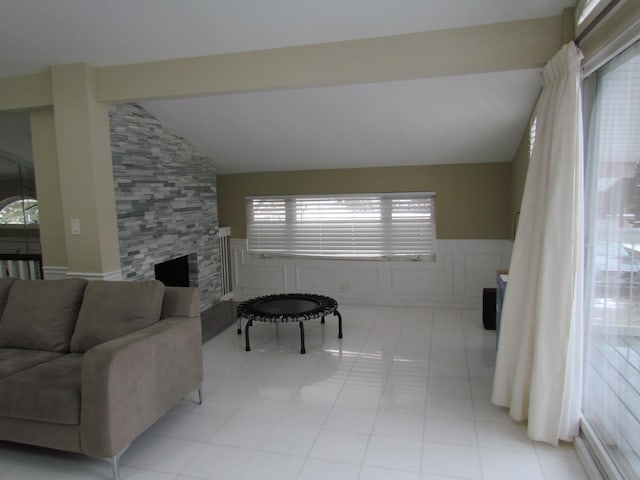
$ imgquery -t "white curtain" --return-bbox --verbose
[492,42,585,445]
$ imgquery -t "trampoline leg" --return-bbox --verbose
[299,321,306,354]
[245,320,252,351]
[336,310,343,339]
[321,316,325,324]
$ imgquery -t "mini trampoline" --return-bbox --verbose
[236,293,343,354]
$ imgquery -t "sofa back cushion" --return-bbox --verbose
[70,280,165,352]
[0,279,88,352]
[0,277,16,318]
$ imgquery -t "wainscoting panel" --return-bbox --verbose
[234,249,287,290]
[231,239,512,307]
[462,250,506,296]
[295,264,380,294]
[390,251,454,297]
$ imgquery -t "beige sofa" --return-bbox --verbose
[0,278,203,480]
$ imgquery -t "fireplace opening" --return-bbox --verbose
[154,255,190,287]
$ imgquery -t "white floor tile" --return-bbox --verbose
[373,411,424,441]
[259,424,320,456]
[279,401,332,428]
[427,377,471,398]
[240,451,305,480]
[364,435,423,472]
[309,429,370,464]
[0,454,74,480]
[479,448,545,480]
[421,442,482,479]
[210,417,275,449]
[293,381,344,404]
[195,392,248,417]
[472,398,512,423]
[145,410,227,442]
[379,387,427,415]
[469,379,493,400]
[181,443,253,480]
[420,475,470,480]
[126,436,204,474]
[475,421,536,453]
[423,416,477,446]
[429,347,468,365]
[386,372,429,390]
[232,397,289,422]
[119,466,177,479]
[297,458,360,480]
[427,362,469,380]
[335,385,384,410]
[0,444,31,475]
[323,406,378,434]
[426,395,474,419]
[537,453,590,480]
[360,465,421,480]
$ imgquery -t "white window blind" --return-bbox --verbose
[246,192,436,260]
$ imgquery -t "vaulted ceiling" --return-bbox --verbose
[0,0,575,174]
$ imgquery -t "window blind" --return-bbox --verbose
[246,192,436,260]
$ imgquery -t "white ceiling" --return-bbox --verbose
[0,0,575,174]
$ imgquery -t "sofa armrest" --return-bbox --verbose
[79,315,203,458]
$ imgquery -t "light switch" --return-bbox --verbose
[70,218,81,235]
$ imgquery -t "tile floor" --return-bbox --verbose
[0,305,590,479]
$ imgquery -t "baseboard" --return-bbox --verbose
[575,437,606,480]
[42,266,69,280]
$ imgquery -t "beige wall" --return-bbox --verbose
[218,162,512,240]
[510,122,533,239]
[30,109,67,267]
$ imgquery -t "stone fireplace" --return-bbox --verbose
[109,103,220,308]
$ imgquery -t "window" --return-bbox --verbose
[576,0,617,38]
[577,0,609,27]
[246,192,436,260]
[583,42,640,480]
[0,197,38,225]
[528,117,537,160]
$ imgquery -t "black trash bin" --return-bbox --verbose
[482,288,496,330]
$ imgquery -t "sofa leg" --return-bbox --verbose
[111,455,120,480]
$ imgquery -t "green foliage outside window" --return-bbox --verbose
[0,198,39,225]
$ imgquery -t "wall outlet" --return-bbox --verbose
[70,218,81,235]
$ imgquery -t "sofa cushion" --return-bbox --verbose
[0,353,82,425]
[0,277,16,320]
[0,348,65,379]
[70,280,165,353]
[0,279,88,352]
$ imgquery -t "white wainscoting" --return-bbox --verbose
[231,239,512,307]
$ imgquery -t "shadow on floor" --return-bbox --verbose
[200,300,238,343]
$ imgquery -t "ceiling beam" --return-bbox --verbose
[0,15,564,111]
[97,15,563,103]
[0,71,52,111]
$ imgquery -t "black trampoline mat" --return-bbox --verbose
[253,298,321,315]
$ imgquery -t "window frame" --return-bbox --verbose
[0,196,39,225]
[245,192,436,261]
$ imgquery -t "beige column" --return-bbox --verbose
[50,63,121,278]
[30,109,68,276]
